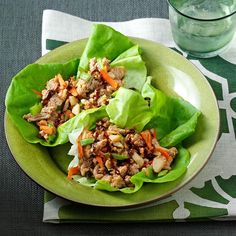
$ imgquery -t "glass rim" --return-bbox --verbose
[167,0,236,21]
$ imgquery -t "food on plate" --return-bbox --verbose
[66,85,200,193]
[5,24,146,146]
[5,23,201,193]
[23,58,125,142]
[67,117,178,189]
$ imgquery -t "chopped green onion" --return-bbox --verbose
[104,153,111,158]
[80,71,91,81]
[48,123,55,128]
[111,153,129,160]
[88,123,96,131]
[47,134,56,143]
[77,68,91,81]
[29,103,42,115]
[111,91,117,97]
[80,138,95,146]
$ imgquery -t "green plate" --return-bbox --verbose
[4,38,220,207]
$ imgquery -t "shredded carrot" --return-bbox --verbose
[156,147,170,159]
[64,110,74,119]
[39,125,54,135]
[77,138,84,158]
[166,155,173,163]
[37,120,47,126]
[140,130,153,150]
[32,88,42,97]
[67,166,79,179]
[100,69,118,89]
[69,87,78,96]
[95,156,104,168]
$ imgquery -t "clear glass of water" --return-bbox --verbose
[168,0,236,58]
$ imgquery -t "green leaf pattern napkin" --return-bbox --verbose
[42,10,236,223]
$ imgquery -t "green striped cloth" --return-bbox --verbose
[42,10,236,223]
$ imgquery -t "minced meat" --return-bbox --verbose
[23,58,126,142]
[70,118,178,189]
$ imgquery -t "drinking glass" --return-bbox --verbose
[168,0,236,58]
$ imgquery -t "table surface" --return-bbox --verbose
[1,0,235,235]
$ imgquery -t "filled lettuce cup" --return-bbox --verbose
[22,58,127,143]
[66,84,200,193]
[5,24,147,146]
[5,22,201,193]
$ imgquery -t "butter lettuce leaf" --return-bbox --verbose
[79,24,134,71]
[142,77,201,147]
[111,45,147,91]
[106,87,153,132]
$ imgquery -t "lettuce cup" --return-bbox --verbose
[5,24,147,146]
[66,85,200,193]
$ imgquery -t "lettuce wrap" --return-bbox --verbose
[5,23,201,193]
[5,24,147,146]
[5,59,80,146]
[67,86,199,193]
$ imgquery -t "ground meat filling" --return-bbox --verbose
[74,118,178,189]
[23,58,125,141]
